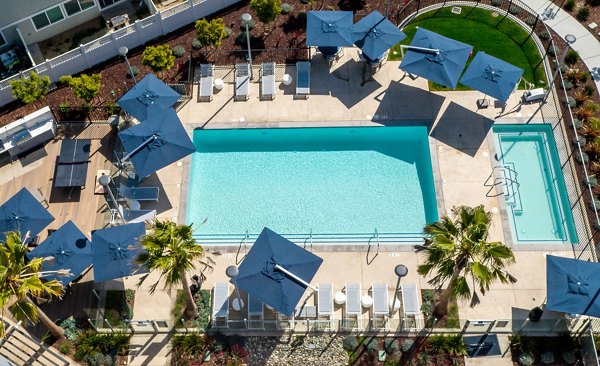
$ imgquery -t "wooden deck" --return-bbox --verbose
[0,125,116,241]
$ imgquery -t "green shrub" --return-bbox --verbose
[104,354,115,366]
[491,0,503,6]
[192,289,211,330]
[192,39,203,49]
[74,331,131,361]
[281,3,293,14]
[250,0,282,23]
[106,102,120,115]
[401,339,414,352]
[508,4,521,15]
[127,66,139,78]
[384,338,398,354]
[224,27,232,37]
[172,333,207,356]
[195,18,227,48]
[173,45,185,58]
[9,71,50,105]
[83,352,104,366]
[539,31,550,40]
[565,50,579,65]
[417,350,431,365]
[578,7,590,20]
[428,335,446,354]
[342,336,359,352]
[585,84,597,96]
[518,352,535,366]
[509,333,536,354]
[60,317,79,341]
[59,101,69,113]
[59,340,72,355]
[445,335,468,356]
[566,96,576,108]
[142,45,175,74]
[525,15,536,26]
[365,338,378,353]
[547,45,557,57]
[540,351,554,364]
[580,73,590,83]
[564,0,576,11]
[59,73,102,104]
[576,151,589,163]
[562,351,577,364]
[562,80,574,90]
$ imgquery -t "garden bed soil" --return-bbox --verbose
[421,289,461,329]
[0,0,406,125]
[510,336,582,366]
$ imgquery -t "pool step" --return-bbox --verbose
[497,164,523,215]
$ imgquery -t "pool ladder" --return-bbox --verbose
[493,164,523,215]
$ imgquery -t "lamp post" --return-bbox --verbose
[390,264,408,314]
[544,34,576,103]
[98,175,125,223]
[241,13,254,80]
[226,265,244,311]
[119,46,137,84]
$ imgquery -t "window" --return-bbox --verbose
[31,6,65,30]
[98,0,123,9]
[64,0,95,16]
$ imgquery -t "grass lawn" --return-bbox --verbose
[389,6,547,90]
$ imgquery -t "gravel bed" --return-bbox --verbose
[245,335,347,366]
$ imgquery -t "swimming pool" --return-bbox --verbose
[493,124,577,244]
[187,127,438,238]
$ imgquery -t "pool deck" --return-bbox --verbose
[0,50,580,365]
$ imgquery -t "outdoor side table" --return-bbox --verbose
[334,291,347,305]
[129,200,141,211]
[282,74,292,86]
[361,295,373,308]
[214,78,224,90]
[389,297,401,313]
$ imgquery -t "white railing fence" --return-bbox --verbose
[0,0,240,108]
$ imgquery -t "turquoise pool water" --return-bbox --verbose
[493,124,577,244]
[187,127,438,237]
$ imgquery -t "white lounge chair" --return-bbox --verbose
[198,64,213,102]
[401,283,422,329]
[212,282,230,328]
[118,183,159,202]
[235,63,250,101]
[247,294,264,329]
[371,283,389,329]
[295,61,310,99]
[261,62,276,100]
[318,283,334,329]
[117,204,156,224]
[344,283,362,330]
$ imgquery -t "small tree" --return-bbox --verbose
[142,45,175,75]
[59,73,102,104]
[195,18,227,48]
[250,0,282,24]
[9,71,50,106]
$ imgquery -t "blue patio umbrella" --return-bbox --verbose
[0,188,54,241]
[118,108,196,178]
[235,227,323,316]
[117,73,180,121]
[352,11,406,61]
[546,255,600,317]
[400,28,473,89]
[459,52,524,103]
[27,220,92,285]
[306,11,354,47]
[91,222,146,282]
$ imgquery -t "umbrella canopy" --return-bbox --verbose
[352,11,406,60]
[27,220,92,285]
[459,52,524,102]
[400,28,473,89]
[117,73,180,121]
[91,223,146,282]
[236,227,323,316]
[118,108,196,178]
[306,11,354,47]
[546,255,600,317]
[0,188,54,241]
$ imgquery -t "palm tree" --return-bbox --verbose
[0,232,66,339]
[136,220,212,321]
[416,205,517,319]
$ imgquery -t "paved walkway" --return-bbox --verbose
[529,0,600,89]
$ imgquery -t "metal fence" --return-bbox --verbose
[199,47,311,66]
[579,323,600,366]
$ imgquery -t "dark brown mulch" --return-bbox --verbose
[0,0,409,125]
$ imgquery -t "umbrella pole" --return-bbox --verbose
[121,135,158,162]
[274,264,318,291]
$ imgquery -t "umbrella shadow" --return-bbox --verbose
[16,144,47,167]
[135,173,173,215]
[373,80,446,125]
[430,102,494,157]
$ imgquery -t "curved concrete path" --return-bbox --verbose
[529,0,600,89]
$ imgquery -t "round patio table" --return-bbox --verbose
[214,78,224,90]
[389,297,401,313]
[334,291,347,305]
[282,74,293,86]
[361,295,373,308]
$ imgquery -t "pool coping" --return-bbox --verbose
[181,121,439,251]
[487,121,577,251]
